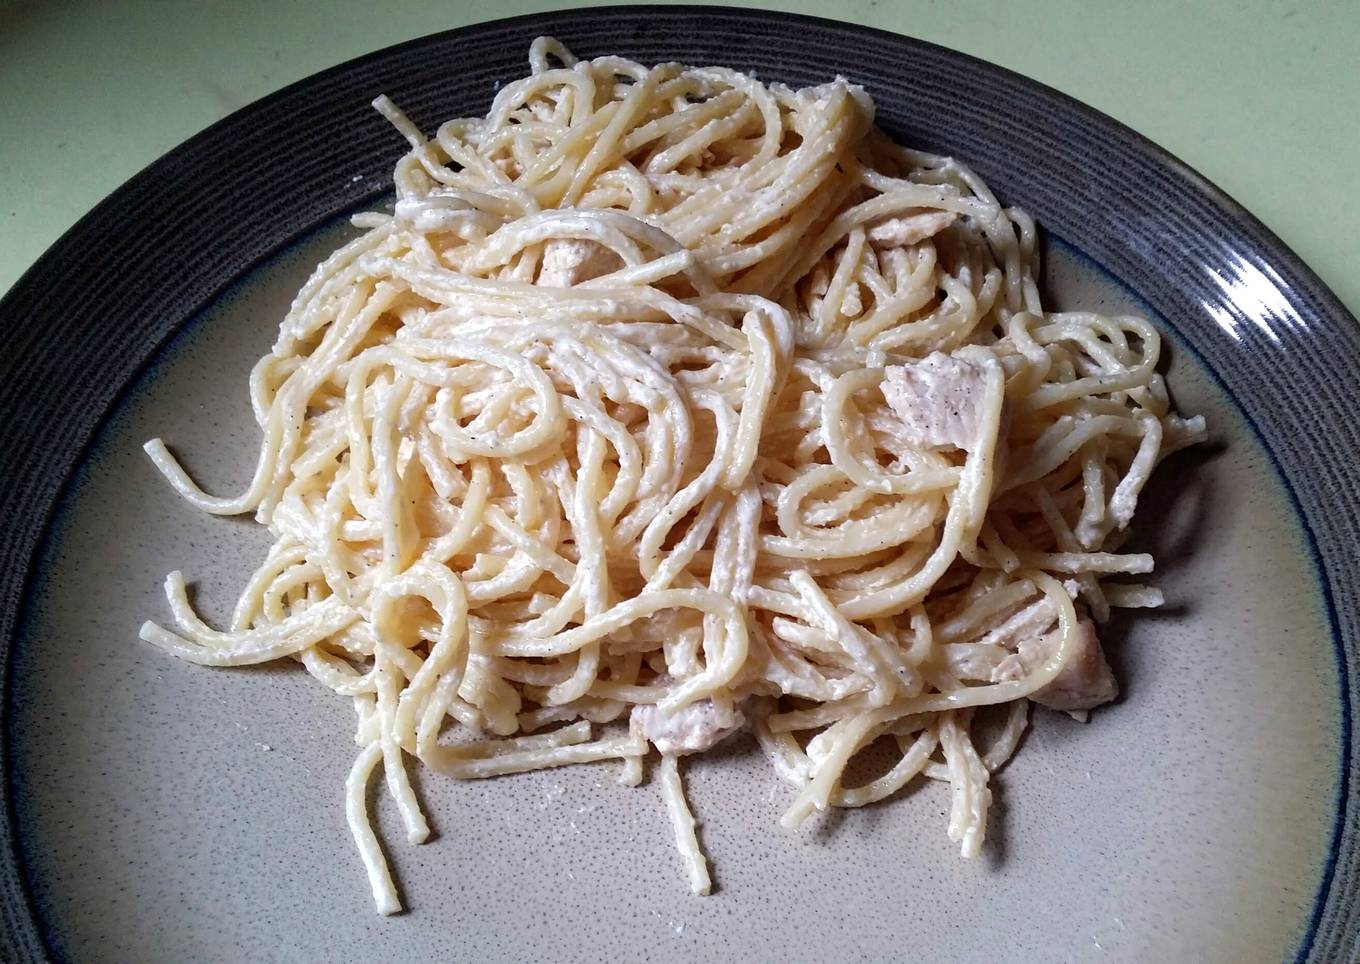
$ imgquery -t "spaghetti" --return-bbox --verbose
[142,37,1205,911]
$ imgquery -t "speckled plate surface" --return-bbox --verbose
[1,7,1357,963]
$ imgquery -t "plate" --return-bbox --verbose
[1,8,1356,962]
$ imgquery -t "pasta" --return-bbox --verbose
[141,37,1206,911]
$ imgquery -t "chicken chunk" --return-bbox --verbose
[865,209,958,248]
[882,351,993,451]
[630,699,744,756]
[537,239,624,287]
[993,617,1118,712]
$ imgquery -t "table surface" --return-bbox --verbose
[3,0,1357,319]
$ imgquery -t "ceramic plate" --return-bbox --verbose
[1,8,1356,962]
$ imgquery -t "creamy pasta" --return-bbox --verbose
[141,37,1205,912]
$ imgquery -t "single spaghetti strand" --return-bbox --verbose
[659,755,712,896]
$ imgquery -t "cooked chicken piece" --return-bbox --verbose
[865,209,957,247]
[993,617,1118,712]
[537,238,624,287]
[631,699,745,755]
[882,351,993,451]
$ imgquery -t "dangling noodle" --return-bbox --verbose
[141,38,1206,911]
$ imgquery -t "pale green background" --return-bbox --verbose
[2,0,1357,317]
